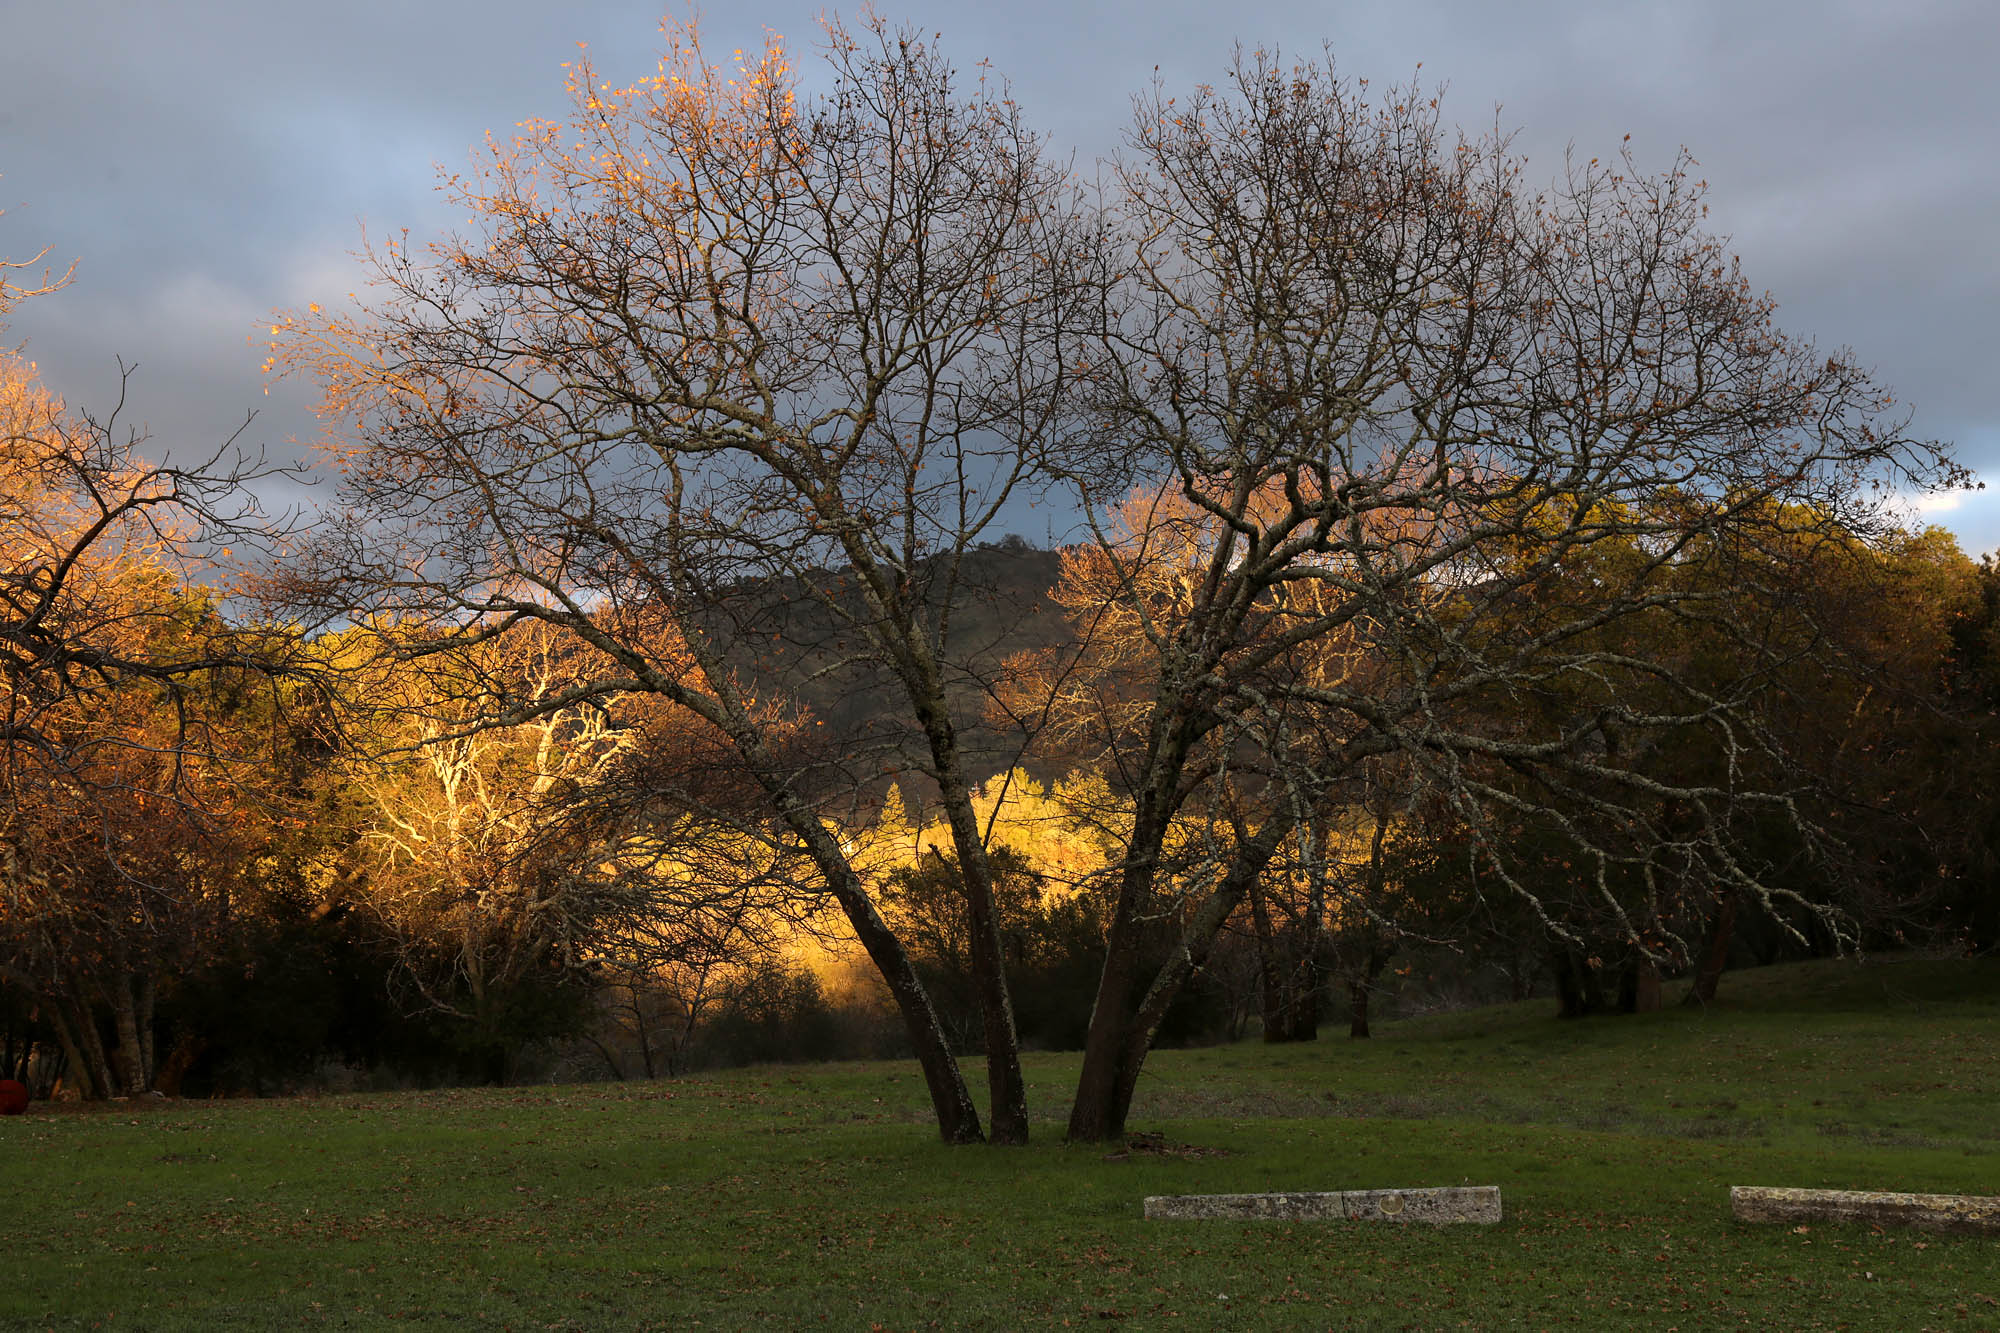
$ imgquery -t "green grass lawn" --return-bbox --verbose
[6,956,1998,1329]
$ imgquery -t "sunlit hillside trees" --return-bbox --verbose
[0,229,327,1097]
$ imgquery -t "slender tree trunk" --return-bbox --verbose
[624,986,653,1080]
[1683,891,1738,1007]
[670,991,706,1080]
[111,973,149,1096]
[585,1032,627,1082]
[850,547,1030,1144]
[1348,976,1373,1039]
[785,800,983,1143]
[1299,830,1324,1041]
[930,764,1029,1145]
[46,1002,97,1101]
[1348,945,1391,1038]
[1248,876,1288,1042]
[65,993,116,1099]
[655,596,983,1141]
[1346,808,1395,1039]
[136,972,156,1083]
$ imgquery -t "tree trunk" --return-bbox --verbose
[1066,799,1174,1144]
[111,973,151,1096]
[1248,876,1288,1042]
[136,972,157,1083]
[857,548,1031,1145]
[930,766,1029,1145]
[626,987,654,1080]
[65,993,117,1099]
[585,1032,627,1082]
[799,817,983,1143]
[1619,955,1662,1013]
[1344,805,1395,1039]
[1348,977,1373,1039]
[1287,955,1321,1042]
[1299,829,1325,1041]
[1347,944,1391,1038]
[46,1003,97,1101]
[1251,878,1318,1043]
[1683,891,1738,1007]
[1552,948,1607,1019]
[1069,806,1295,1142]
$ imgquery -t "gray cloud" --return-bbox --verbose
[7,0,1995,549]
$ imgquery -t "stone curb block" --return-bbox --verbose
[1143,1186,1501,1224]
[1731,1186,2000,1235]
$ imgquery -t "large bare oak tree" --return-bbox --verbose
[1033,53,1960,1139]
[280,17,1104,1143]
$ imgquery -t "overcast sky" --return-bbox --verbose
[5,1,1996,552]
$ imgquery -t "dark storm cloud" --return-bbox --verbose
[6,1,1995,544]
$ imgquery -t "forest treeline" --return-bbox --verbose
[3,15,1995,1140]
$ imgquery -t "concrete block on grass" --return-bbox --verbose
[1731,1186,2000,1235]
[1144,1186,1501,1224]
[1343,1187,1502,1224]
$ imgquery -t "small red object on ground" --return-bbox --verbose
[0,1080,27,1116]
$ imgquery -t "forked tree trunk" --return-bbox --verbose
[1067,797,1177,1144]
[682,663,985,1144]
[1069,807,1295,1142]
[845,901,983,1143]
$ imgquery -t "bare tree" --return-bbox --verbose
[278,16,1103,1142]
[1031,52,1959,1140]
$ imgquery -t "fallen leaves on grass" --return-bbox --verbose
[1100,1132,1233,1163]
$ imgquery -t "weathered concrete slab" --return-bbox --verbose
[1144,1186,1501,1224]
[1343,1187,1502,1224]
[1731,1186,2000,1235]
[1144,1191,1349,1220]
